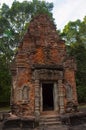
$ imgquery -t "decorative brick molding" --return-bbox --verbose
[11,14,78,118]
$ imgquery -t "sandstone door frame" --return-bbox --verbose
[34,70,64,117]
[40,81,59,112]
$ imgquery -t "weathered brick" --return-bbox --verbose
[11,14,78,118]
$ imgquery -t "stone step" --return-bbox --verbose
[39,115,61,126]
[40,115,60,120]
[40,117,60,122]
[40,114,60,118]
[39,121,61,126]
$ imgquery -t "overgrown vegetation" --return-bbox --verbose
[61,17,86,103]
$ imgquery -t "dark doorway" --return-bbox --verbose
[42,83,54,111]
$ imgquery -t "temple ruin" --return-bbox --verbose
[11,14,78,125]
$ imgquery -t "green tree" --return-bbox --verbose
[0,0,54,103]
[0,0,53,50]
[0,55,11,102]
[61,16,86,103]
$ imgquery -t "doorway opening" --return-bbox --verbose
[42,83,54,111]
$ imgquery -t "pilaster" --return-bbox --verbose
[34,80,40,120]
[58,80,65,114]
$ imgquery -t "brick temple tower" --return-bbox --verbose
[11,14,78,123]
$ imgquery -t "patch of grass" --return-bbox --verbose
[0,106,10,111]
[79,104,86,107]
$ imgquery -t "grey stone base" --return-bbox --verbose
[0,112,86,130]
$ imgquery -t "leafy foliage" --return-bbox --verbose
[0,55,11,102]
[0,0,86,104]
[0,0,54,103]
[61,17,86,103]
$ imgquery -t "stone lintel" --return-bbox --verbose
[32,64,63,71]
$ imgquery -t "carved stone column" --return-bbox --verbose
[54,82,59,111]
[58,80,65,114]
[40,84,43,112]
[35,79,40,120]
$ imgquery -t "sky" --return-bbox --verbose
[0,0,86,30]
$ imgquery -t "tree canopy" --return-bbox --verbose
[0,0,54,104]
[0,0,86,104]
[61,16,86,103]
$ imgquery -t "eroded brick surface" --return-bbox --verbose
[11,14,78,118]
